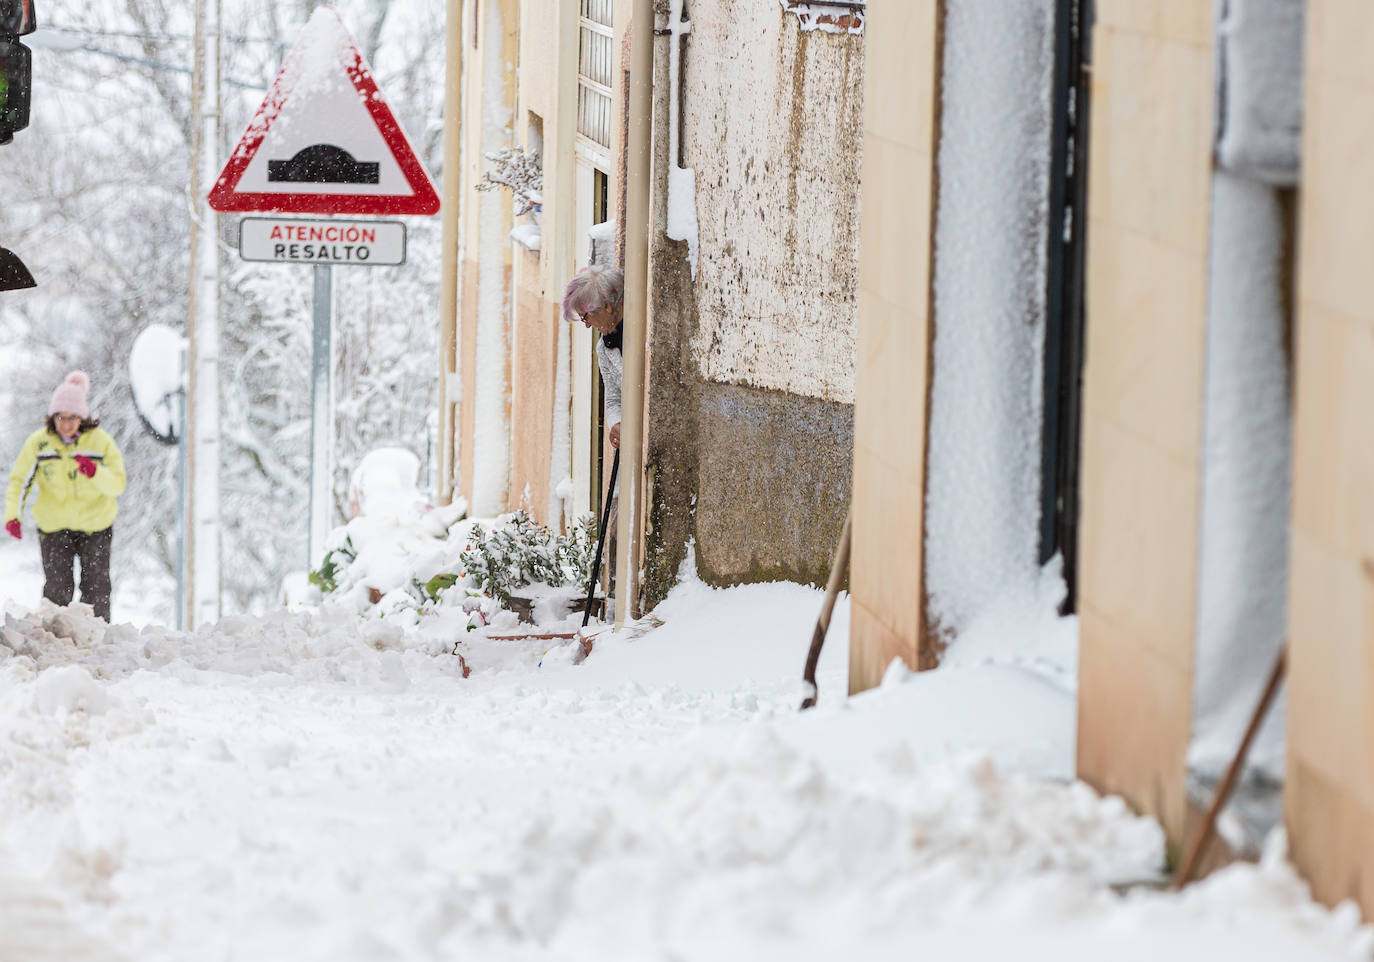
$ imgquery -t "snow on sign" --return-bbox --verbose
[240,217,406,266]
[208,6,439,216]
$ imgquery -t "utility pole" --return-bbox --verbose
[186,0,221,628]
[437,0,464,506]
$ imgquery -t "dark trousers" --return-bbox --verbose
[39,526,113,621]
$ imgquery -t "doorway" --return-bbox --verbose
[1038,0,1093,613]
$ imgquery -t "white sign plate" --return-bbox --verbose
[239,217,406,266]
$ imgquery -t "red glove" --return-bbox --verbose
[5,519,20,540]
[74,455,96,478]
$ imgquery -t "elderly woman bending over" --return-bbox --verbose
[561,265,624,449]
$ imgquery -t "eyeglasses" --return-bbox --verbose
[54,414,81,423]
[579,305,612,326]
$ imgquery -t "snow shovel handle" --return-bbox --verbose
[1172,645,1287,890]
[582,450,620,628]
[800,504,852,710]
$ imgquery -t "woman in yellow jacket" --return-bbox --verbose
[4,371,127,621]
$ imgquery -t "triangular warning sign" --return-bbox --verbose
[208,6,440,216]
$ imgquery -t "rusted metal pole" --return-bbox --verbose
[1173,645,1288,890]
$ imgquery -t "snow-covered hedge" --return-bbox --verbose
[309,502,598,629]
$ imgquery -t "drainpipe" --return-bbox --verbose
[616,0,654,627]
[437,0,465,505]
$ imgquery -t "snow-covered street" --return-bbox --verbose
[0,537,1369,961]
[2,0,1370,955]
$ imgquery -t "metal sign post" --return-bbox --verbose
[308,264,333,567]
[175,358,188,628]
[207,8,439,574]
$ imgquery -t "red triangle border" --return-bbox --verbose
[208,10,440,217]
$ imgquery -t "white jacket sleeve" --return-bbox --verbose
[596,339,623,427]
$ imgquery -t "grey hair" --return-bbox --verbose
[561,265,624,323]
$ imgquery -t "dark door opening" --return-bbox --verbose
[593,169,609,225]
[1038,0,1093,612]
[588,167,611,521]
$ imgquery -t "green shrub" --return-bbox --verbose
[448,511,597,605]
[423,572,461,601]
[308,537,357,594]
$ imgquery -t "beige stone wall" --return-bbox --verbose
[453,0,518,514]
[508,250,558,523]
[503,0,578,527]
[458,257,479,502]
[517,0,557,125]
[1285,0,1374,916]
[1075,4,1215,843]
[848,0,941,693]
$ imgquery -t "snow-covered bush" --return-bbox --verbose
[456,510,595,604]
[475,146,543,216]
[307,503,597,630]
[308,537,358,595]
[307,501,465,603]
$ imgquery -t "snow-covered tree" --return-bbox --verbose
[0,0,445,617]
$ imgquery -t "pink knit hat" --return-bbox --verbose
[49,370,90,418]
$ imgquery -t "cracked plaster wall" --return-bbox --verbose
[642,1,862,604]
[683,0,863,404]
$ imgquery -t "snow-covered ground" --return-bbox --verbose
[0,551,1369,960]
[0,537,168,629]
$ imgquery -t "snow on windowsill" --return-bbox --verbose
[779,0,865,35]
[511,223,541,252]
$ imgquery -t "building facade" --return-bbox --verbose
[852,0,1372,918]
[440,0,863,615]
